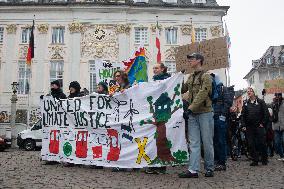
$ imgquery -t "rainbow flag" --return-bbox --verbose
[123,47,148,85]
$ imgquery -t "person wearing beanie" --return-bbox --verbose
[50,80,66,100]
[241,86,270,166]
[97,82,108,95]
[68,81,83,98]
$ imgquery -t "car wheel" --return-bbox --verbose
[24,139,36,151]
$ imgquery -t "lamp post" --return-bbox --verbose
[10,82,18,148]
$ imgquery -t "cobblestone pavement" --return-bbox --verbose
[0,149,283,189]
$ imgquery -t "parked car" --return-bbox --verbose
[17,119,42,151]
[0,136,11,151]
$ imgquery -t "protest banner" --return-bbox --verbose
[41,73,188,168]
[264,79,284,94]
[95,60,124,94]
[175,37,229,74]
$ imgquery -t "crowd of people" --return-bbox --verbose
[42,52,284,178]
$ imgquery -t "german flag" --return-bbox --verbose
[26,20,34,66]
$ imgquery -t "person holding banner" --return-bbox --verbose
[97,82,109,95]
[152,63,171,81]
[68,81,83,98]
[112,70,131,93]
[40,80,66,100]
[179,53,215,178]
[145,63,171,175]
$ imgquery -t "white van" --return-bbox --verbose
[17,119,42,151]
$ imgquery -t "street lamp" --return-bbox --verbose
[11,82,19,95]
[10,82,19,148]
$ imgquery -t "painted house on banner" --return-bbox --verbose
[0,0,229,125]
[244,45,284,103]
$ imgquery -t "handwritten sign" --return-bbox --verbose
[41,73,188,168]
[264,79,284,94]
[175,37,229,74]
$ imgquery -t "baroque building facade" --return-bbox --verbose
[0,0,229,124]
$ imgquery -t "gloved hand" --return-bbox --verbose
[40,95,44,100]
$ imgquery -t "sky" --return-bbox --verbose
[216,0,284,90]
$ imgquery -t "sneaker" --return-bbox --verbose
[178,170,198,178]
[112,167,127,172]
[277,158,284,161]
[250,162,258,166]
[214,165,226,171]
[145,168,157,174]
[205,170,214,177]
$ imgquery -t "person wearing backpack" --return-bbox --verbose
[241,86,269,166]
[210,73,234,171]
[179,53,214,178]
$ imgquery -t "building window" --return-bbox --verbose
[21,28,32,44]
[50,61,64,87]
[163,0,177,3]
[164,60,176,74]
[281,54,284,64]
[192,0,206,3]
[52,27,64,44]
[0,27,3,43]
[89,60,97,93]
[165,28,177,44]
[18,61,31,94]
[134,28,148,44]
[195,28,207,42]
[266,57,272,65]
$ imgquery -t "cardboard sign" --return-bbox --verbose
[175,37,229,74]
[40,73,188,168]
[264,79,284,94]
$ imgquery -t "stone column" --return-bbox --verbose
[68,22,82,82]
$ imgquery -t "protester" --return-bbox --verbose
[50,80,67,100]
[179,53,214,178]
[241,87,269,166]
[97,82,109,95]
[211,73,235,171]
[152,63,171,81]
[112,70,131,93]
[68,81,83,98]
[272,93,284,161]
[145,63,170,175]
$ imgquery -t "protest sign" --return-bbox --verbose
[264,79,284,94]
[95,60,123,93]
[41,73,188,168]
[175,37,229,74]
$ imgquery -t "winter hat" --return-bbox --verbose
[69,81,81,92]
[50,80,61,88]
[98,82,108,92]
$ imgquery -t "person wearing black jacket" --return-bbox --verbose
[50,80,67,100]
[241,87,269,166]
[68,81,83,98]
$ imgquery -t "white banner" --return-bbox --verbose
[41,73,188,168]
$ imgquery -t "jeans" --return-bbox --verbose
[187,112,214,172]
[214,118,227,166]
[274,130,284,158]
[247,127,268,163]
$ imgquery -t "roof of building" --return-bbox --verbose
[243,45,284,79]
[0,0,230,10]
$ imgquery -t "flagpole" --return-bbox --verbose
[155,15,161,64]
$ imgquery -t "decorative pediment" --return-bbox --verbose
[37,24,49,34]
[49,45,66,60]
[68,22,85,33]
[115,24,131,35]
[6,24,17,34]
[150,24,162,32]
[165,46,178,60]
[19,45,28,59]
[180,25,192,35]
[210,25,222,37]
